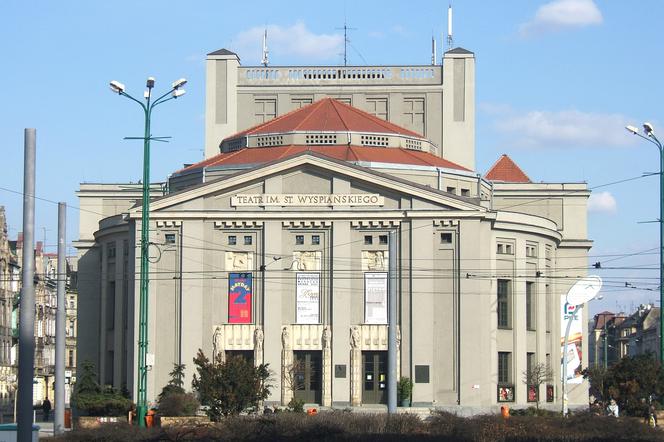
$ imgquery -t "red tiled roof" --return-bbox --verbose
[226,98,424,141]
[177,145,470,174]
[485,154,531,183]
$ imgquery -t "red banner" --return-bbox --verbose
[228,273,252,323]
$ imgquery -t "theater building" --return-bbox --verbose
[75,47,592,409]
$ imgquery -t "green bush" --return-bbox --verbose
[397,376,413,403]
[157,392,200,417]
[287,397,305,413]
[71,361,133,417]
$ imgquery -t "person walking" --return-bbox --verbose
[42,398,52,422]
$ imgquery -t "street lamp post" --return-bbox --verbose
[110,77,186,427]
[625,123,664,366]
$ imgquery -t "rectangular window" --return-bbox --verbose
[291,97,313,109]
[460,189,470,197]
[123,239,129,256]
[526,282,535,330]
[296,235,305,245]
[364,235,373,245]
[526,244,537,258]
[403,97,425,136]
[68,349,74,367]
[497,279,511,328]
[164,233,176,244]
[379,235,388,245]
[228,236,237,246]
[526,352,537,402]
[545,284,551,332]
[366,97,388,120]
[254,98,276,124]
[497,242,514,255]
[440,232,453,244]
[311,235,320,245]
[446,186,456,194]
[107,242,116,258]
[498,352,514,402]
[243,236,253,246]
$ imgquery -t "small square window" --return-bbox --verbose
[497,244,504,254]
[379,235,388,245]
[228,236,237,246]
[312,235,320,245]
[296,235,304,245]
[440,232,452,244]
[460,189,470,197]
[505,244,512,254]
[446,187,456,194]
[364,235,373,245]
[164,233,176,244]
[244,236,252,245]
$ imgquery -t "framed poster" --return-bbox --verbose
[364,272,388,324]
[228,273,252,323]
[296,272,320,324]
[560,296,583,384]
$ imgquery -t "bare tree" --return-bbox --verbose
[282,359,305,411]
[522,363,553,409]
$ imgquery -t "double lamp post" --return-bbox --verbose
[109,76,186,426]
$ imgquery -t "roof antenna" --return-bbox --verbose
[261,28,269,67]
[431,34,437,65]
[336,18,357,66]
[447,4,454,50]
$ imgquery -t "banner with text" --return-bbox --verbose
[365,272,388,324]
[231,193,384,207]
[229,273,252,324]
[296,272,321,324]
[560,295,583,384]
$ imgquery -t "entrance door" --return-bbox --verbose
[362,351,387,404]
[293,351,322,404]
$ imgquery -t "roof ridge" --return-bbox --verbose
[485,153,531,183]
[329,99,351,132]
[296,99,329,132]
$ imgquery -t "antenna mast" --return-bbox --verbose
[261,28,269,67]
[336,20,357,66]
[431,35,437,65]
[447,5,454,50]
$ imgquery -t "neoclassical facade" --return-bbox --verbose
[76,47,592,410]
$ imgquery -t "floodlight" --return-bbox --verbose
[109,80,125,94]
[172,89,186,98]
[625,125,639,135]
[644,122,655,135]
[146,77,155,88]
[172,78,187,89]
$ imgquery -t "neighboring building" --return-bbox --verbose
[76,47,593,411]
[0,207,18,404]
[588,311,622,368]
[616,304,660,361]
[65,257,78,403]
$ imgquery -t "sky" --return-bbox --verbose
[0,0,663,316]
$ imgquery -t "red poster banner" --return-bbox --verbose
[228,273,252,324]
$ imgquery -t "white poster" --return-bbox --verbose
[365,272,388,324]
[296,273,320,324]
[560,295,584,384]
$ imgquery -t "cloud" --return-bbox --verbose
[233,22,343,64]
[520,0,603,36]
[588,191,617,213]
[482,104,638,149]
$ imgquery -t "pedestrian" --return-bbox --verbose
[607,398,619,418]
[42,398,52,422]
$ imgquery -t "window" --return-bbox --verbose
[497,279,511,329]
[228,236,237,246]
[254,98,276,124]
[296,235,304,245]
[106,242,116,258]
[366,97,388,120]
[526,244,537,258]
[403,97,425,135]
[379,235,388,245]
[68,349,74,367]
[165,233,176,244]
[68,319,75,337]
[498,352,514,402]
[364,235,373,245]
[545,284,551,332]
[446,186,456,194]
[526,282,535,330]
[243,236,252,246]
[526,352,537,402]
[440,232,453,244]
[460,189,470,197]
[123,239,129,256]
[497,242,513,255]
[291,97,312,109]
[311,235,320,245]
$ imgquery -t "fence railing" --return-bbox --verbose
[239,66,441,85]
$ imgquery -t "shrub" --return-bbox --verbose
[157,392,200,417]
[192,350,272,420]
[287,397,305,413]
[397,376,413,404]
[71,361,133,417]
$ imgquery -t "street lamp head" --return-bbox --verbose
[146,77,155,89]
[172,78,187,89]
[625,125,639,135]
[643,122,655,136]
[172,89,186,98]
[109,80,125,94]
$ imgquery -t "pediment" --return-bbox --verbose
[135,153,484,215]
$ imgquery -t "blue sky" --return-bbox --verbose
[1,0,662,315]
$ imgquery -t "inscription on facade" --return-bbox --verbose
[231,194,384,206]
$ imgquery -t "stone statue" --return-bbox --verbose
[254,326,264,350]
[281,327,290,350]
[322,326,331,349]
[212,326,223,361]
[350,326,361,349]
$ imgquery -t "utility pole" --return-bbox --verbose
[54,203,66,435]
[603,319,608,369]
[18,128,36,442]
[387,230,397,413]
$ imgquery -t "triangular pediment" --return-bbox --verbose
[131,153,485,216]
